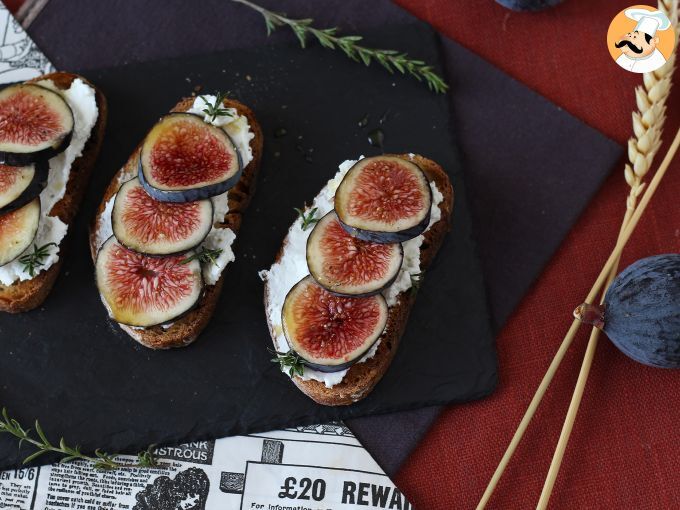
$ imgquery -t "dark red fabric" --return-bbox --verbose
[4,0,21,13]
[393,0,680,508]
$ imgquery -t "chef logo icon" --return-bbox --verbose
[607,5,676,73]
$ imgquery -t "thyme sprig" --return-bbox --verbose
[0,408,160,470]
[19,243,57,277]
[295,206,319,231]
[181,247,223,267]
[269,349,305,377]
[199,91,233,122]
[232,0,448,94]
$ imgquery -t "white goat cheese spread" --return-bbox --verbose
[0,78,98,286]
[94,95,254,289]
[259,156,444,388]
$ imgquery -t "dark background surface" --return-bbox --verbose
[17,0,623,476]
[0,23,498,470]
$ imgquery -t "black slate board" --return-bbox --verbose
[0,23,496,469]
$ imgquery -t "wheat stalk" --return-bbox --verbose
[479,2,679,507]
[625,0,677,213]
[536,1,679,507]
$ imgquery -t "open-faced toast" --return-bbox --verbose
[90,96,262,349]
[262,154,453,406]
[0,72,107,313]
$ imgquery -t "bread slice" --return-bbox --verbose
[264,154,454,406]
[89,97,263,349]
[0,73,107,313]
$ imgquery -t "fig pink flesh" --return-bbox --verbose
[149,120,234,187]
[347,159,425,223]
[121,184,204,244]
[105,243,196,314]
[289,282,384,360]
[0,206,25,237]
[320,216,394,285]
[0,90,64,146]
[0,165,20,192]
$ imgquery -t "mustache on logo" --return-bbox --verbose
[615,39,643,54]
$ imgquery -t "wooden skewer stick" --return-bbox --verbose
[477,126,680,510]
[536,126,680,508]
[534,224,627,509]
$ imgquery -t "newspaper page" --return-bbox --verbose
[0,423,411,510]
[0,2,53,82]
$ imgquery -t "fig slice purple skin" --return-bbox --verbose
[281,275,388,373]
[111,177,214,256]
[138,113,243,203]
[0,160,48,214]
[306,210,403,297]
[0,84,74,166]
[335,156,432,244]
[0,197,41,266]
[95,236,204,328]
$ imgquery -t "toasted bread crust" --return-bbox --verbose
[0,73,107,313]
[90,98,263,349]
[264,154,454,405]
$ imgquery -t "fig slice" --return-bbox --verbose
[307,210,403,297]
[0,84,74,166]
[95,237,204,327]
[0,198,40,266]
[0,161,48,213]
[112,177,214,256]
[282,275,388,373]
[335,156,432,243]
[139,113,242,202]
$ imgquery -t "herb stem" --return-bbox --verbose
[295,206,319,231]
[0,408,160,470]
[181,247,223,267]
[19,243,57,277]
[269,349,305,377]
[231,0,448,93]
[199,91,233,122]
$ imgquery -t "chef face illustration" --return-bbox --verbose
[615,30,658,58]
[610,7,674,74]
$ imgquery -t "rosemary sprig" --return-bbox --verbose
[199,91,233,122]
[295,206,319,231]
[232,0,449,94]
[181,247,223,267]
[269,349,305,377]
[0,408,160,470]
[19,243,57,277]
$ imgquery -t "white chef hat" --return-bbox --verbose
[624,8,672,37]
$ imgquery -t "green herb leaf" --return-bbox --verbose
[181,247,223,267]
[199,91,234,122]
[269,349,305,377]
[0,407,164,471]
[295,206,319,231]
[137,445,160,467]
[35,420,51,448]
[231,0,448,94]
[22,449,49,464]
[18,243,57,277]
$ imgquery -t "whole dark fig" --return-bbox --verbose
[494,0,564,12]
[574,254,680,369]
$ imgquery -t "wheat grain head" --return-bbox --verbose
[624,0,678,211]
